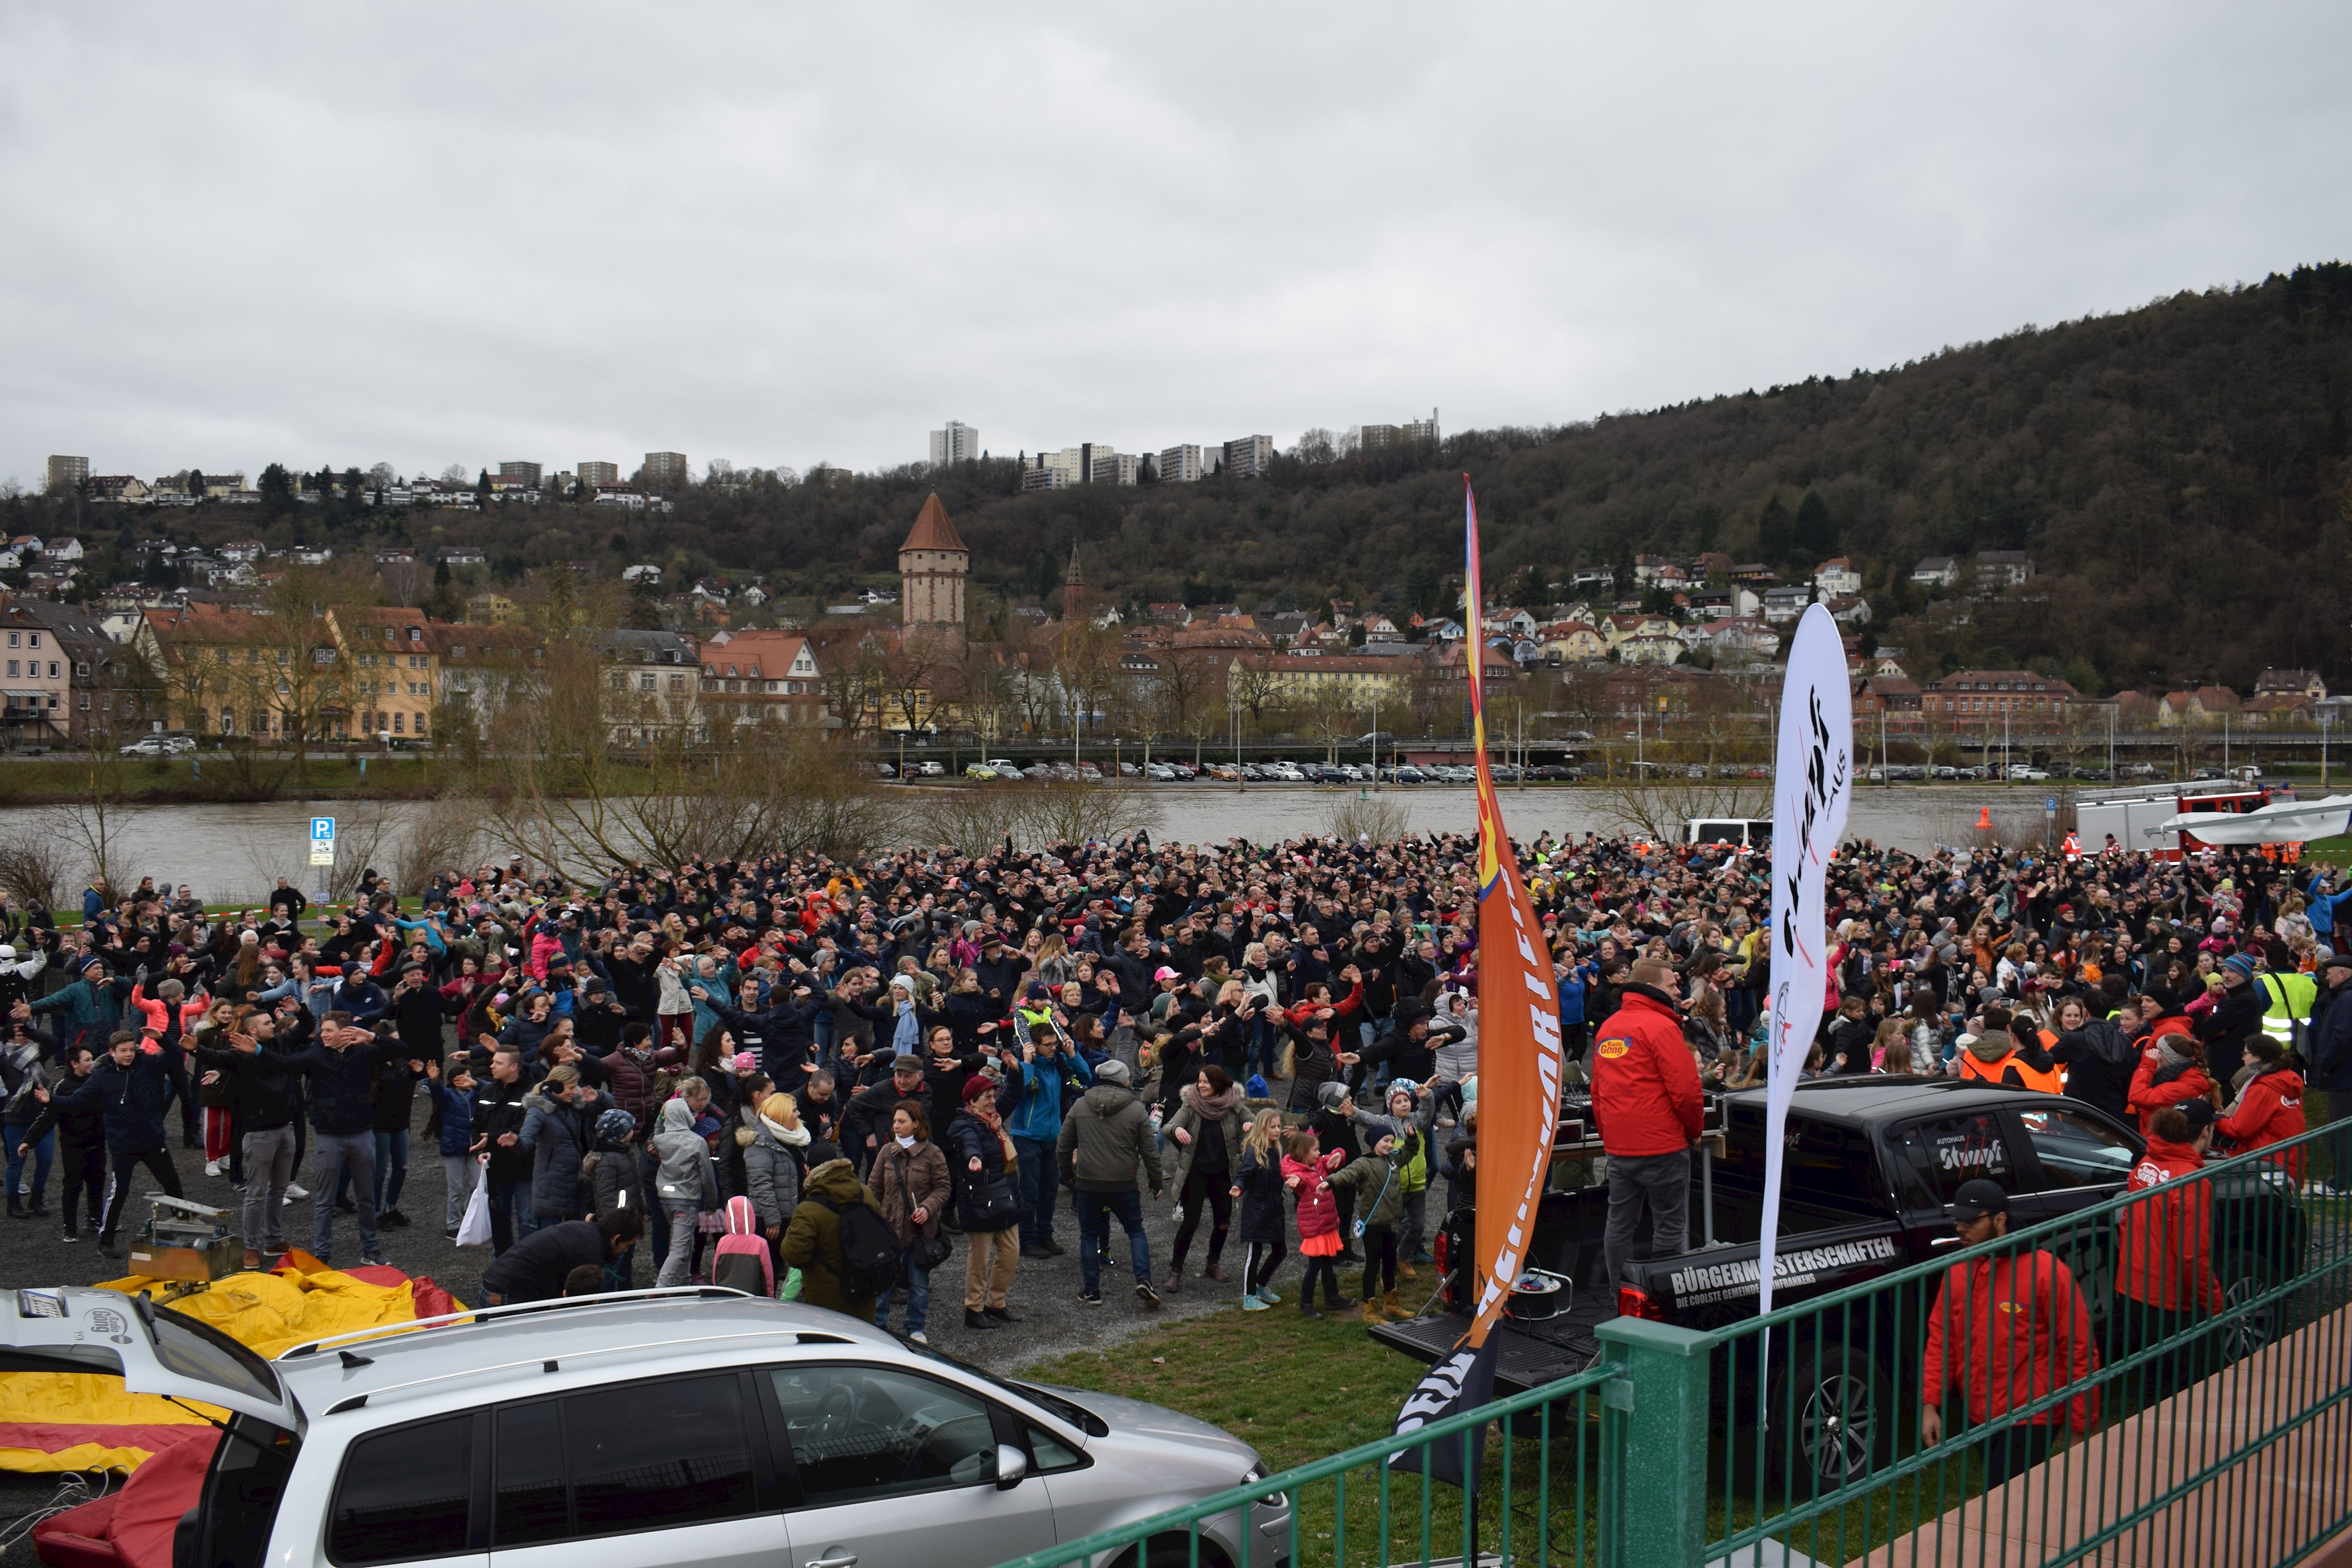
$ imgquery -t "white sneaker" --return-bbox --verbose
[285,1183,310,1199]
[204,1160,221,1178]
[907,1330,929,1345]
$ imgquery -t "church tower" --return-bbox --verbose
[1063,540,1086,625]
[898,494,969,642]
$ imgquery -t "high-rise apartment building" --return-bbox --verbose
[1159,445,1204,483]
[929,421,980,466]
[1222,435,1274,479]
[579,461,620,488]
[641,452,689,490]
[1359,409,1440,453]
[46,456,88,492]
[498,460,543,487]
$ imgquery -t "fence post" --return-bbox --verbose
[1596,1317,1713,1568]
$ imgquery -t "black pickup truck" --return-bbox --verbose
[1371,1078,2307,1490]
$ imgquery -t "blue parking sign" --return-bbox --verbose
[311,816,336,842]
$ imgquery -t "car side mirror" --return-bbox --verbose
[995,1442,1029,1490]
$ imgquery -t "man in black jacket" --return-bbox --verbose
[479,1209,643,1304]
[470,1047,533,1253]
[2196,956,2269,1093]
[196,1005,307,1264]
[2308,953,2352,1194]
[2051,992,2138,1124]
[698,975,819,1093]
[21,1029,183,1257]
[841,1055,926,1174]
[248,1012,407,1268]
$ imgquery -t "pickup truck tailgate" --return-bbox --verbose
[1370,1309,1604,1395]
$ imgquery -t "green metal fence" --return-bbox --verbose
[997,1118,2351,1568]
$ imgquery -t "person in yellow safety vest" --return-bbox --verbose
[2257,948,2318,1052]
[1958,1018,2065,1094]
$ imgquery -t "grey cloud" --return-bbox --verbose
[3,2,2348,485]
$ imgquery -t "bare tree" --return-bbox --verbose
[0,828,71,911]
[1324,795,1410,842]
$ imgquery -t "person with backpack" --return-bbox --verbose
[948,1074,1022,1329]
[711,1194,775,1296]
[870,1100,951,1342]
[780,1138,898,1320]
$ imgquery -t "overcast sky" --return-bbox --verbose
[4,3,2349,488]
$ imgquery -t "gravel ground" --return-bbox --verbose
[0,1106,1320,1369]
[0,1110,1363,1558]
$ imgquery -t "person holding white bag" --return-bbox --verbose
[425,1053,479,1238]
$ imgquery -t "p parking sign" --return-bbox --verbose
[308,816,336,867]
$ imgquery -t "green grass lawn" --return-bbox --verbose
[0,753,448,803]
[1021,1303,1999,1568]
[2303,836,2352,868]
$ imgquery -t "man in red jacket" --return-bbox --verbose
[1920,1179,2099,1487]
[1592,958,1703,1305]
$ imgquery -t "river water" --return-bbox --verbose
[0,785,2061,905]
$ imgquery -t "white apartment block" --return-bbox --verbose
[929,421,980,466]
[1159,444,1204,483]
[1223,434,1273,478]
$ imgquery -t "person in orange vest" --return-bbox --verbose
[1956,1017,2063,1093]
[2113,1099,2226,1410]
[1919,1179,2099,1488]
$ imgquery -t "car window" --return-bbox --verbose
[772,1366,999,1505]
[2015,1106,2137,1189]
[493,1401,569,1546]
[1891,1113,2016,1209]
[568,1375,758,1535]
[1716,1108,1883,1212]
[490,1375,763,1546]
[1026,1424,1084,1474]
[330,1415,472,1565]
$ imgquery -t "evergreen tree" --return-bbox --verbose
[1755,495,1793,564]
[257,463,295,520]
[1794,491,1837,558]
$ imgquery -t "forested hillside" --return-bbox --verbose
[15,264,2351,696]
[682,263,2352,694]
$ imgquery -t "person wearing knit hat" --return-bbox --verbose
[946,1067,1022,1326]
[2198,953,2269,1090]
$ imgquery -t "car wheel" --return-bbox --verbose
[2215,1247,2285,1366]
[1766,1342,1894,1497]
[1107,1537,1235,1568]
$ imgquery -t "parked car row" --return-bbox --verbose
[918,757,1594,785]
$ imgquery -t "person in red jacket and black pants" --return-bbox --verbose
[1591,957,1703,1306]
[1920,1179,2099,1487]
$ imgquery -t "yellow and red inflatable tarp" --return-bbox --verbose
[0,1255,457,1473]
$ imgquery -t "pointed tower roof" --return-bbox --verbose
[1065,540,1084,586]
[900,494,967,554]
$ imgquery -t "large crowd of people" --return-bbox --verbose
[0,825,2343,1344]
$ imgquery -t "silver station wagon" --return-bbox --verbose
[3,1287,1290,1568]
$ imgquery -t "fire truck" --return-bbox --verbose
[2074,777,2273,859]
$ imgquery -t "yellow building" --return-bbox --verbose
[136,605,347,740]
[326,607,439,740]
[1228,652,1417,706]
